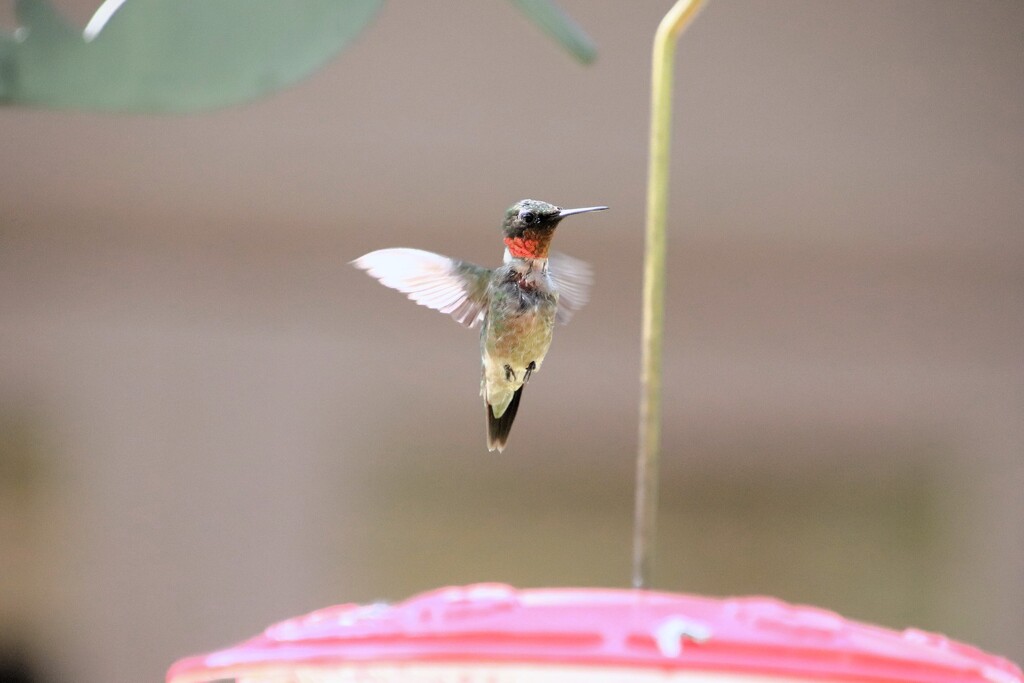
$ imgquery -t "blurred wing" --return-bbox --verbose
[549,251,593,324]
[353,248,491,327]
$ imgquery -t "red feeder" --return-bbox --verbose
[167,583,1021,683]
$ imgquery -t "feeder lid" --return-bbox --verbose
[168,583,1022,683]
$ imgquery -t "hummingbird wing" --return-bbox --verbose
[353,248,492,328]
[548,251,593,325]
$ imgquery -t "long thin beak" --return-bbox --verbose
[558,205,609,219]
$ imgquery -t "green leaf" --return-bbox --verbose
[507,0,597,64]
[4,0,383,112]
[1,0,596,112]
[0,32,15,100]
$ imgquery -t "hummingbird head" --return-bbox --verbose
[502,199,607,259]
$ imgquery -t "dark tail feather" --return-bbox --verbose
[487,385,524,453]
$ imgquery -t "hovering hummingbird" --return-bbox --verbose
[353,199,607,452]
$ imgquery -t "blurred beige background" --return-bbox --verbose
[1,1,1022,681]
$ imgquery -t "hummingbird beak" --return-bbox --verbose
[557,205,608,219]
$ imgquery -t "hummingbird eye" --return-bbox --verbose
[519,211,536,225]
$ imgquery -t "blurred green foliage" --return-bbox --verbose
[508,0,597,64]
[0,0,596,112]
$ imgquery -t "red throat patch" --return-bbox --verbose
[504,236,547,259]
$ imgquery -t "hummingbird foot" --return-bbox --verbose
[504,364,517,382]
[524,361,536,383]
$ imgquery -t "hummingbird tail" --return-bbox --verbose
[486,385,524,453]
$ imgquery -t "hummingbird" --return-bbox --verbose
[353,199,607,452]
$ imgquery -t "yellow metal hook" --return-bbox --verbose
[634,0,707,590]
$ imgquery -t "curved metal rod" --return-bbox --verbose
[634,0,706,590]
